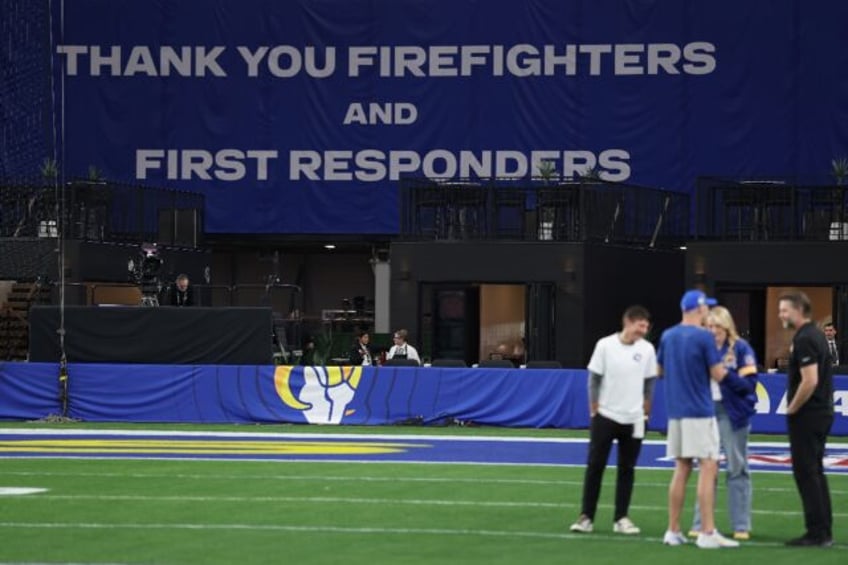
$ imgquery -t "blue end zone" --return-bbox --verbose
[1,430,847,473]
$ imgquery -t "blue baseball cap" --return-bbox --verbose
[680,289,717,311]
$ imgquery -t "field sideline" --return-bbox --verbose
[0,423,845,565]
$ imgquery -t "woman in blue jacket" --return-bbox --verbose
[690,305,759,541]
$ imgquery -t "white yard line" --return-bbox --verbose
[13,493,847,519]
[0,469,841,491]
[0,521,842,549]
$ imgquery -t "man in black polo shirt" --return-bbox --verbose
[778,290,834,548]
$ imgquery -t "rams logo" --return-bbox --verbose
[274,366,362,424]
[754,381,770,414]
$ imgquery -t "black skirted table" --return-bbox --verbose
[29,305,272,364]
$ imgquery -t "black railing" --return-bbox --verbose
[695,176,848,241]
[0,179,204,247]
[399,177,690,247]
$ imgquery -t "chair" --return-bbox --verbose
[445,183,487,239]
[431,358,467,368]
[413,184,448,239]
[722,182,792,240]
[525,360,562,369]
[802,187,846,240]
[492,188,526,239]
[758,185,794,240]
[383,358,420,367]
[537,184,581,241]
[477,359,514,368]
[720,185,759,240]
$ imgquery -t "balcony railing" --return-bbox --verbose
[695,176,848,241]
[399,177,690,248]
[0,179,204,247]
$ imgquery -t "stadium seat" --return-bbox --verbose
[525,360,562,369]
[477,359,514,368]
[383,358,420,367]
[431,358,466,367]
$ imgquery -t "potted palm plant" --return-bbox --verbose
[832,157,848,185]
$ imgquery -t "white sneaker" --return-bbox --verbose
[613,517,641,535]
[663,530,688,546]
[569,516,593,533]
[696,530,740,549]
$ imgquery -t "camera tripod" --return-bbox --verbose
[140,293,160,307]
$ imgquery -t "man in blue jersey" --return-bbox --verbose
[657,290,738,549]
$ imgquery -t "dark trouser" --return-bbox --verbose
[580,413,643,522]
[787,410,834,540]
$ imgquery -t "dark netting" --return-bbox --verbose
[0,0,53,180]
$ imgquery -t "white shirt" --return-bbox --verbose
[387,343,421,363]
[357,345,373,366]
[587,333,658,424]
[710,379,723,401]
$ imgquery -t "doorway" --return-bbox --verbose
[716,284,837,370]
[421,282,556,366]
[429,285,480,364]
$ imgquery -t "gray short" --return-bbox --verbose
[666,417,720,460]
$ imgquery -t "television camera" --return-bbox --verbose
[128,243,164,306]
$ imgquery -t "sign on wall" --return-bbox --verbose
[51,0,848,234]
[1,363,847,434]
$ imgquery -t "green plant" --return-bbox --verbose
[831,156,848,185]
[87,165,103,182]
[40,157,58,180]
[535,159,557,184]
[311,332,334,365]
[579,166,601,180]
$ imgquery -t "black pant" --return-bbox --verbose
[580,413,643,522]
[787,410,834,540]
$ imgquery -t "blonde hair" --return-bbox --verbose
[707,305,740,365]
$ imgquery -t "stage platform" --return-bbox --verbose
[28,305,273,365]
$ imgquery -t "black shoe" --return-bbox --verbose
[785,535,832,548]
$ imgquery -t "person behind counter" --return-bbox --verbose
[386,329,421,365]
[170,274,194,307]
[349,331,374,366]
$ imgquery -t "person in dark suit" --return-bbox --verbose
[349,331,373,366]
[823,322,840,367]
[170,273,194,306]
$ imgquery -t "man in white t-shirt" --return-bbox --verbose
[570,305,658,536]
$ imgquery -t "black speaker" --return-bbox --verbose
[158,208,202,247]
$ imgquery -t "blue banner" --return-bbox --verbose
[47,0,848,234]
[1,363,847,434]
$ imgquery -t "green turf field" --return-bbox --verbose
[0,424,845,565]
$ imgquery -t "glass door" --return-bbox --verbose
[430,285,480,365]
[526,282,556,362]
